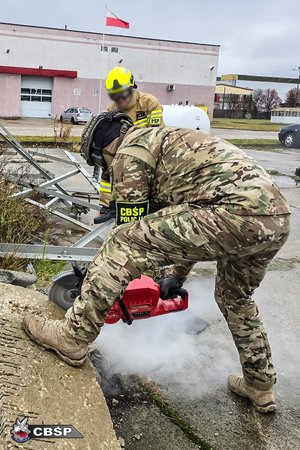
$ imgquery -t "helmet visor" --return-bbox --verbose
[109,88,132,102]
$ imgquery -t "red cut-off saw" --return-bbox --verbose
[49,263,188,325]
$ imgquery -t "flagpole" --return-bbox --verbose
[98,6,130,114]
[98,30,105,114]
[99,5,110,114]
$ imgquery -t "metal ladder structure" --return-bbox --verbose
[0,121,113,262]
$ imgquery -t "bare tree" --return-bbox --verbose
[225,94,242,118]
[284,88,300,107]
[240,95,253,118]
[251,89,265,118]
[263,89,281,115]
[250,89,281,118]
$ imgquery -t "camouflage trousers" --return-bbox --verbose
[67,204,290,389]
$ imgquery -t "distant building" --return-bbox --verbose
[0,22,220,119]
[214,83,253,111]
[271,107,300,125]
[219,74,299,102]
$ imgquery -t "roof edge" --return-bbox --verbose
[0,21,221,48]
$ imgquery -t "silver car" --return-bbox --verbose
[60,107,92,124]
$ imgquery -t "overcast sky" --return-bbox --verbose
[1,0,299,79]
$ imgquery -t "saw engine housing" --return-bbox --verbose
[106,275,188,324]
[49,265,188,325]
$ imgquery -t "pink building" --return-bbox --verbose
[0,22,220,119]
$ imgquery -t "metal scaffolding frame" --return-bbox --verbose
[0,121,113,261]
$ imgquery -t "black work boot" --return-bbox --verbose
[94,206,116,224]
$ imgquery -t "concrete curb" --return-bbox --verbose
[0,269,37,288]
[0,283,120,450]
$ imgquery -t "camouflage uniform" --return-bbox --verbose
[99,91,163,206]
[68,127,290,389]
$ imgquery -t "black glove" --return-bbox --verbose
[160,276,185,300]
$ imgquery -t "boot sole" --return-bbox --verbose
[228,383,276,414]
[23,322,87,367]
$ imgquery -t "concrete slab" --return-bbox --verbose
[0,283,120,450]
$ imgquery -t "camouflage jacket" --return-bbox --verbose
[111,127,290,216]
[108,91,163,127]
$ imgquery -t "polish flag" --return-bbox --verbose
[106,11,130,29]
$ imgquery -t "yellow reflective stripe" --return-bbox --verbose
[151,109,163,114]
[134,120,148,128]
[134,118,148,124]
[149,111,163,125]
[99,181,112,193]
[100,181,111,188]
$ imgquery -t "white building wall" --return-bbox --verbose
[0,23,220,118]
[0,27,218,84]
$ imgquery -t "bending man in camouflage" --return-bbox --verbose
[23,113,290,413]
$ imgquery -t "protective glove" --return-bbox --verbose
[160,276,185,300]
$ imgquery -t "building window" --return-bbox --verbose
[111,47,118,53]
[31,88,41,95]
[101,45,108,52]
[93,89,99,96]
[21,87,52,102]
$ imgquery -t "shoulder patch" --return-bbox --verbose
[136,111,148,120]
[116,200,149,225]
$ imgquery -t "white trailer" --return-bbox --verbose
[163,105,210,133]
[271,107,300,125]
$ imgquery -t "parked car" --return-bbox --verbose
[278,124,300,148]
[60,107,92,124]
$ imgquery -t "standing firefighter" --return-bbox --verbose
[24,113,291,414]
[95,66,163,224]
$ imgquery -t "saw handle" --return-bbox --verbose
[162,287,188,300]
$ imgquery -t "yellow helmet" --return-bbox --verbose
[105,66,135,95]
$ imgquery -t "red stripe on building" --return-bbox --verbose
[0,66,77,78]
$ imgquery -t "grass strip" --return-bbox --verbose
[227,139,282,151]
[211,118,283,132]
[0,135,81,151]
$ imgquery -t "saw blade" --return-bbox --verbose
[49,279,79,311]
